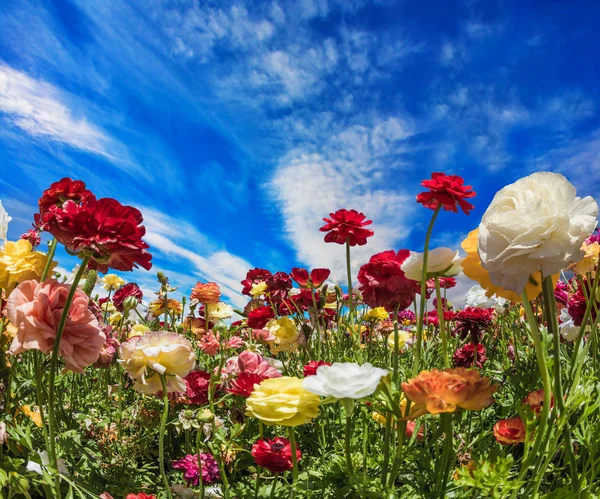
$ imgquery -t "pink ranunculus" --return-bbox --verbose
[237,350,281,378]
[252,328,276,343]
[226,336,245,350]
[198,332,220,356]
[7,279,105,373]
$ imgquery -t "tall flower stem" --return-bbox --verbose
[541,276,579,494]
[434,277,450,367]
[159,374,174,499]
[412,204,442,375]
[391,305,401,385]
[288,427,299,498]
[311,290,323,359]
[41,238,57,281]
[346,239,353,323]
[342,399,356,485]
[435,413,454,497]
[46,255,90,499]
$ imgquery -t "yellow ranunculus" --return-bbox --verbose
[363,307,389,322]
[266,317,299,354]
[102,274,125,291]
[250,282,268,297]
[129,323,150,337]
[245,377,320,426]
[18,405,43,428]
[387,331,412,351]
[149,298,183,316]
[571,241,600,274]
[0,240,55,291]
[109,312,123,326]
[461,229,557,302]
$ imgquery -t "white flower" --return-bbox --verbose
[0,200,11,248]
[206,301,234,320]
[559,308,579,341]
[479,172,598,293]
[401,247,463,281]
[303,362,388,399]
[465,285,508,311]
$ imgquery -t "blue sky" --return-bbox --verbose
[1,0,600,307]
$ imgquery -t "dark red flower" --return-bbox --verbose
[453,343,487,368]
[291,268,310,287]
[112,283,143,311]
[265,271,292,303]
[228,372,265,397]
[522,389,554,416]
[554,281,569,308]
[41,198,152,273]
[184,370,211,405]
[357,250,420,312]
[20,229,41,247]
[247,306,275,329]
[567,280,598,327]
[37,178,95,216]
[252,437,301,473]
[319,209,374,246]
[454,307,494,342]
[438,277,457,289]
[416,172,476,215]
[303,360,331,377]
[241,268,273,296]
[291,268,331,288]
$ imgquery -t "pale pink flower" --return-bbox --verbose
[199,332,220,356]
[221,350,282,380]
[252,328,276,343]
[226,336,244,350]
[7,279,105,373]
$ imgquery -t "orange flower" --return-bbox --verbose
[148,298,183,316]
[522,389,553,415]
[493,416,525,445]
[185,318,208,337]
[461,229,558,302]
[191,282,221,304]
[402,368,498,419]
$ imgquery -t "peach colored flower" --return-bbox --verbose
[252,328,276,343]
[494,416,526,445]
[522,389,554,415]
[186,318,208,337]
[226,336,244,350]
[402,368,498,419]
[191,282,221,304]
[199,332,220,356]
[7,279,105,373]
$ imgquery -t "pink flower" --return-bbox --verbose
[252,328,276,343]
[221,350,281,380]
[7,279,105,373]
[199,332,220,355]
[226,336,245,350]
[172,453,220,485]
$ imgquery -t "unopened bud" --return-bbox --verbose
[197,408,214,423]
[123,296,139,311]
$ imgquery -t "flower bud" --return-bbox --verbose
[197,408,214,423]
[123,296,139,311]
[213,320,228,335]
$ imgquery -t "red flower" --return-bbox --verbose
[357,250,420,312]
[37,177,95,216]
[494,416,526,445]
[241,268,273,296]
[172,453,220,485]
[416,172,476,215]
[126,494,156,499]
[453,343,487,368]
[112,283,143,311]
[454,307,494,342]
[42,198,152,273]
[228,372,265,397]
[184,370,211,405]
[319,209,374,246]
[438,277,457,289]
[405,421,425,441]
[291,268,310,287]
[20,229,41,248]
[265,271,292,303]
[247,305,275,329]
[303,360,331,377]
[522,389,554,416]
[252,437,301,473]
[290,267,331,288]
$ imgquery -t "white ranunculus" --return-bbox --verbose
[559,308,579,341]
[206,301,234,319]
[465,284,508,311]
[0,200,12,248]
[401,247,463,281]
[302,362,388,399]
[479,172,598,293]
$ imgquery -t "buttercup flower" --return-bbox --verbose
[119,331,195,394]
[453,343,487,368]
[494,416,526,445]
[184,370,211,405]
[37,177,95,216]
[112,283,143,311]
[149,298,183,317]
[250,282,268,297]
[101,274,125,291]
[206,301,234,320]
[199,332,220,356]
[523,389,554,415]
[291,268,331,288]
[387,331,412,351]
[172,453,220,485]
[416,172,476,214]
[363,307,389,322]
[191,281,221,304]
[303,362,388,399]
[252,437,301,473]
[479,172,598,293]
[265,317,299,354]
[401,248,463,281]
[8,279,105,373]
[402,368,498,419]
[464,284,508,310]
[241,268,272,296]
[559,308,579,341]
[0,200,12,247]
[246,377,320,426]
[129,323,149,337]
[20,229,42,248]
[229,372,266,397]
[319,209,374,246]
[0,240,56,291]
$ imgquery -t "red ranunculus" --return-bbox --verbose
[522,389,554,416]
[291,268,331,288]
[357,250,419,312]
[453,342,487,368]
[228,372,265,397]
[37,177,96,216]
[454,307,494,342]
[416,172,476,215]
[310,268,330,287]
[438,277,457,289]
[42,198,152,273]
[184,370,211,405]
[303,360,331,377]
[291,268,310,287]
[241,268,273,295]
[126,494,156,499]
[112,283,143,311]
[20,229,41,247]
[252,437,301,473]
[172,453,220,485]
[247,306,275,329]
[319,209,374,246]
[494,416,526,445]
[265,271,292,303]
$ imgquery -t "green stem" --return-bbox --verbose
[311,290,322,359]
[342,399,356,485]
[346,239,353,323]
[436,413,454,497]
[434,277,449,367]
[159,374,174,499]
[288,427,299,498]
[391,305,400,386]
[41,239,57,281]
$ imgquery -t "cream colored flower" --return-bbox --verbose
[303,362,388,399]
[101,274,125,291]
[0,200,11,248]
[401,247,463,281]
[206,301,234,320]
[119,331,195,394]
[266,317,299,354]
[129,323,150,338]
[479,172,598,293]
[109,312,123,326]
[387,331,412,351]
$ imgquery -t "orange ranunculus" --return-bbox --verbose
[461,229,558,302]
[190,282,221,304]
[493,416,526,445]
[402,368,498,419]
[148,297,183,316]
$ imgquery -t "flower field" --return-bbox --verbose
[1,171,600,498]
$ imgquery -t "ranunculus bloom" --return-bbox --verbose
[101,274,125,291]
[416,172,476,214]
[554,281,569,307]
[246,377,320,426]
[112,282,143,311]
[494,416,526,445]
[303,362,388,399]
[7,279,105,373]
[253,328,277,343]
[228,372,266,397]
[221,350,282,383]
[226,336,244,349]
[291,268,331,288]
[453,343,486,368]
[241,268,273,296]
[119,331,195,394]
[125,494,156,499]
[558,308,579,341]
[522,389,554,415]
[20,229,41,248]
[303,360,331,377]
[172,453,220,485]
[265,317,299,354]
[402,368,498,419]
[191,281,221,304]
[479,172,598,293]
[387,331,412,351]
[184,370,211,405]
[571,241,600,274]
[401,248,463,281]
[358,250,420,312]
[37,177,95,216]
[319,209,374,246]
[0,240,56,292]
[206,301,234,320]
[149,298,183,316]
[94,326,119,368]
[199,332,220,355]
[265,271,292,304]
[41,197,153,273]
[454,307,494,342]
[252,437,301,473]
[247,306,275,329]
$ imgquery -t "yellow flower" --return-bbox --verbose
[102,274,125,291]
[266,317,299,354]
[387,331,412,351]
[17,405,43,428]
[129,323,150,337]
[363,307,389,322]
[571,241,600,274]
[109,312,123,326]
[246,377,320,426]
[149,298,183,316]
[206,301,234,320]
[250,282,268,297]
[0,240,55,291]
[372,411,387,425]
[461,229,557,302]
